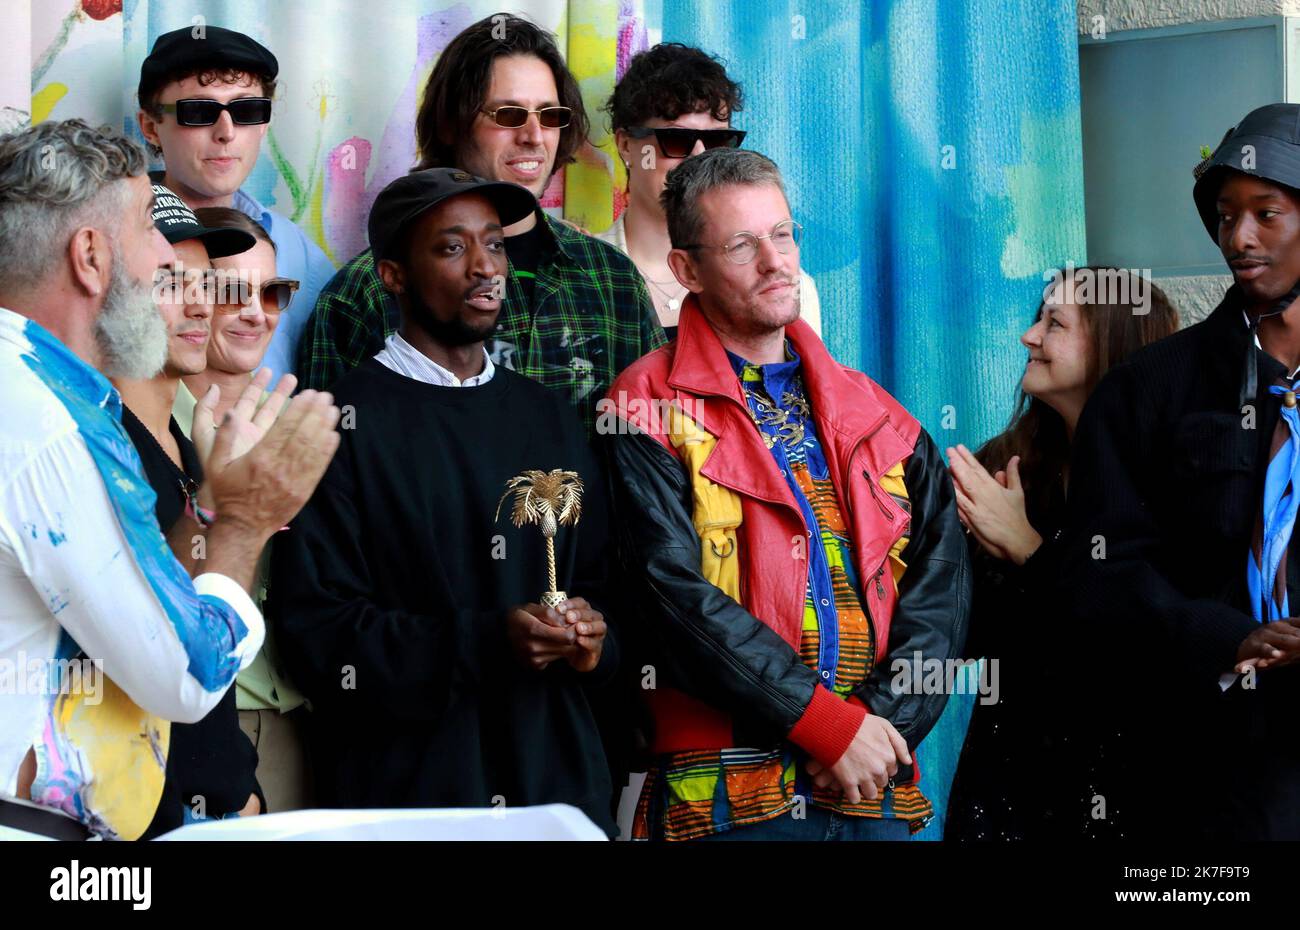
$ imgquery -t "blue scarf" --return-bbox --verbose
[1246,379,1300,622]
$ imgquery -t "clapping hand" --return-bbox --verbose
[947,444,1042,565]
[193,369,298,470]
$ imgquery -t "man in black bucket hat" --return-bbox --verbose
[1060,103,1300,841]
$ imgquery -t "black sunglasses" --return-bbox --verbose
[624,126,746,159]
[158,97,273,127]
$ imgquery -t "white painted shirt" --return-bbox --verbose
[0,307,263,838]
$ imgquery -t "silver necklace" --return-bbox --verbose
[643,274,686,313]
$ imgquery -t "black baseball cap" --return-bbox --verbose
[151,183,255,258]
[138,26,278,107]
[368,168,538,263]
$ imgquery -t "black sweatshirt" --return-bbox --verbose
[268,358,618,835]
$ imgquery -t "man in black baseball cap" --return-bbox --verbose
[270,167,621,834]
[151,181,255,260]
[136,24,335,385]
[115,182,272,837]
[367,168,536,266]
[1061,103,1300,840]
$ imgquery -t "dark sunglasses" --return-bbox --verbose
[624,126,746,159]
[214,276,300,315]
[158,97,273,127]
[480,106,572,129]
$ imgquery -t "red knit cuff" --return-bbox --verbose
[788,686,868,767]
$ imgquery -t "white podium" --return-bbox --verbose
[154,803,607,841]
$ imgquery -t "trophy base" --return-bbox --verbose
[541,590,568,609]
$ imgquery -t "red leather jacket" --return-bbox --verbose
[604,298,970,769]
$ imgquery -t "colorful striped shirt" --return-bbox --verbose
[633,344,932,840]
[297,212,665,436]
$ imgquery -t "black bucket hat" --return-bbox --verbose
[1193,103,1300,240]
[1192,104,1300,404]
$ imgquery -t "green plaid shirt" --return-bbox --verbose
[298,213,666,435]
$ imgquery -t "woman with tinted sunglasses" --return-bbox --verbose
[178,207,299,425]
[171,206,315,816]
[600,43,822,338]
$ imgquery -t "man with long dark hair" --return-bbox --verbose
[298,13,664,437]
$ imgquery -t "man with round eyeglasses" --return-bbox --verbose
[602,147,969,841]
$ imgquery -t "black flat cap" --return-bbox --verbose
[368,168,538,263]
[1193,103,1300,240]
[139,26,278,106]
[152,183,256,259]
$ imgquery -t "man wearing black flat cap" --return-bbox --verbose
[269,169,620,834]
[1063,103,1300,840]
[116,184,294,837]
[136,25,335,384]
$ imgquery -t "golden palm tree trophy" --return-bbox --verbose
[496,469,584,609]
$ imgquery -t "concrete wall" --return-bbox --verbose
[1077,0,1296,323]
[1079,0,1300,32]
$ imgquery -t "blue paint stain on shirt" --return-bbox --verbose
[19,317,246,691]
[47,529,66,546]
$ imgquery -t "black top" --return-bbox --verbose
[505,219,548,307]
[1063,288,1300,841]
[120,405,262,838]
[268,359,619,835]
[944,517,1126,840]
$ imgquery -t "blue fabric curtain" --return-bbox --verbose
[661,0,1087,838]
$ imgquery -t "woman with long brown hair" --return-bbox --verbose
[944,266,1179,840]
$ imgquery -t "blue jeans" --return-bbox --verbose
[695,805,911,841]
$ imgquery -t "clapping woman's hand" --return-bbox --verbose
[193,369,298,470]
[946,444,1042,565]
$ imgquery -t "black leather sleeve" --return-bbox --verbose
[852,427,972,748]
[605,429,822,735]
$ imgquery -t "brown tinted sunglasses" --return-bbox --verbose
[214,276,300,315]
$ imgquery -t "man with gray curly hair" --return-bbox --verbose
[0,119,340,840]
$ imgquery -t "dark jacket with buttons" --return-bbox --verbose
[1062,288,1300,840]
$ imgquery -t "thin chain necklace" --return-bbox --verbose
[121,405,202,515]
[643,273,687,314]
